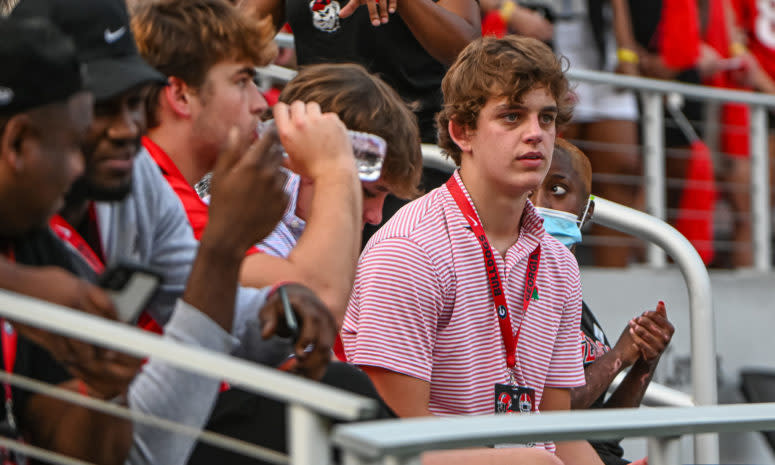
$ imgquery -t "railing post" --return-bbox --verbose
[648,436,681,465]
[642,91,667,267]
[288,403,332,465]
[750,104,771,271]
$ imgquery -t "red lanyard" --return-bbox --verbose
[446,176,541,370]
[1,249,17,431]
[49,205,105,274]
[1,319,16,412]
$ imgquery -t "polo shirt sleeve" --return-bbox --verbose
[544,262,586,388]
[342,237,443,383]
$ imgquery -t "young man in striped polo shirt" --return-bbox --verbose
[342,36,604,464]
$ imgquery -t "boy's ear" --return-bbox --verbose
[163,76,194,119]
[448,119,473,154]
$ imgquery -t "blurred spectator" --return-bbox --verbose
[0,16,138,464]
[244,63,422,324]
[243,0,480,144]
[626,0,728,265]
[241,0,481,247]
[531,138,674,465]
[554,0,641,267]
[11,0,336,463]
[480,0,553,41]
[185,62,421,465]
[707,0,775,267]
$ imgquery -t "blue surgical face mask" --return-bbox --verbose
[535,206,582,249]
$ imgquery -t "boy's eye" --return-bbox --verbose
[503,113,521,123]
[540,113,556,124]
[551,184,567,195]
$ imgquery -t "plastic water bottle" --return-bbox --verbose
[256,119,387,182]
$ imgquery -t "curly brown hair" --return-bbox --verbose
[279,63,422,199]
[436,36,573,165]
[131,0,276,128]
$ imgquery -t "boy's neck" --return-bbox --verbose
[457,167,528,256]
[147,125,209,188]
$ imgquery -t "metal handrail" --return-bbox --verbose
[0,290,377,420]
[567,68,775,107]
[332,403,775,465]
[0,290,378,465]
[591,197,717,462]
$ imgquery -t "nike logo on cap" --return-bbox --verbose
[104,26,126,44]
[0,87,13,106]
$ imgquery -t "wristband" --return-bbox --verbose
[730,42,747,57]
[499,1,516,22]
[617,48,639,65]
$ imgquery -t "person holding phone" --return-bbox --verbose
[0,16,142,464]
[10,0,338,464]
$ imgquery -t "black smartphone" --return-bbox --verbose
[98,262,162,324]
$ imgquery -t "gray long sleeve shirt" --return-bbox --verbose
[64,150,274,464]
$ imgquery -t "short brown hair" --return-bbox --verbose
[437,36,573,165]
[279,63,422,199]
[131,0,276,127]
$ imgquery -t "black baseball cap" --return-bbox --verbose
[11,0,167,102]
[0,17,85,116]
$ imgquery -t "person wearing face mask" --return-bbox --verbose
[530,138,675,465]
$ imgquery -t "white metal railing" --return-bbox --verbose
[0,290,378,465]
[332,403,775,465]
[567,69,775,271]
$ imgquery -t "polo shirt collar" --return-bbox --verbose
[445,170,545,257]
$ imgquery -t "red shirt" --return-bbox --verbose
[732,0,775,80]
[142,136,260,255]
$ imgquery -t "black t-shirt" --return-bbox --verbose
[0,229,74,436]
[286,0,446,143]
[581,301,629,465]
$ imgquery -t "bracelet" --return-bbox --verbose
[617,48,639,65]
[499,1,516,22]
[730,42,747,57]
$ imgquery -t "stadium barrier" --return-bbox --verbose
[0,290,378,465]
[332,402,775,465]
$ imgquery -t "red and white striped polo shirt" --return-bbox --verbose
[342,171,585,431]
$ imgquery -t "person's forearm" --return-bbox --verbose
[287,173,361,324]
[25,381,133,465]
[555,440,606,465]
[753,67,775,94]
[128,300,238,465]
[571,349,632,409]
[611,0,637,51]
[182,238,244,331]
[397,0,480,66]
[604,357,658,409]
